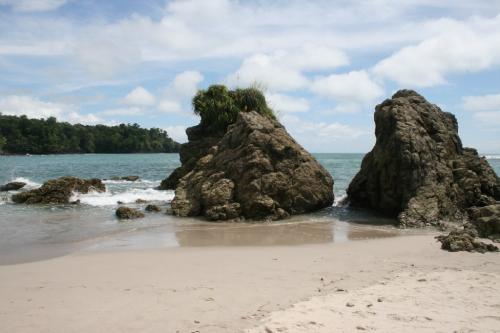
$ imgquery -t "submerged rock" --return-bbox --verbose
[145,204,161,212]
[11,176,105,204]
[0,181,26,192]
[347,90,500,227]
[436,229,498,253]
[169,111,334,221]
[115,206,145,219]
[111,175,140,182]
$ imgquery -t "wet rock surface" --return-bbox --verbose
[436,229,499,253]
[169,111,334,221]
[11,176,105,204]
[0,181,26,192]
[115,206,145,219]
[347,90,500,227]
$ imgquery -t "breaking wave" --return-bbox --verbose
[71,188,175,207]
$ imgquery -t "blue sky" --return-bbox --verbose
[1,0,500,153]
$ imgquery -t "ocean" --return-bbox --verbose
[1,153,499,264]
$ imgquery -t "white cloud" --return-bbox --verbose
[321,103,366,115]
[100,107,144,116]
[463,93,500,112]
[281,114,367,152]
[0,0,67,12]
[227,53,309,92]
[473,112,500,125]
[265,93,309,114]
[157,100,182,114]
[226,45,348,92]
[123,86,156,106]
[164,125,188,143]
[311,70,384,105]
[0,95,101,124]
[169,70,204,97]
[157,70,204,114]
[373,16,500,87]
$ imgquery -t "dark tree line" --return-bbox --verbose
[0,114,180,154]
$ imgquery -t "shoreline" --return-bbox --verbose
[1,234,499,332]
[0,217,416,265]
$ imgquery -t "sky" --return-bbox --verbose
[1,0,500,153]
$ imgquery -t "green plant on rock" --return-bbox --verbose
[192,84,275,134]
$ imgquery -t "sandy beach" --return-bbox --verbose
[1,234,499,333]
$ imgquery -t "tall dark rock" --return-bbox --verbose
[168,111,334,221]
[347,90,500,227]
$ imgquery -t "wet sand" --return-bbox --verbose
[0,216,405,265]
[1,234,499,332]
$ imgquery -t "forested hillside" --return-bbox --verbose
[0,114,180,154]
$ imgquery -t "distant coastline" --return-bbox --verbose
[0,114,180,155]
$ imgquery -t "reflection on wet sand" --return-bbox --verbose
[175,220,399,247]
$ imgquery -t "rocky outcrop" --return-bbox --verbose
[158,125,222,190]
[0,181,26,191]
[12,176,105,204]
[347,90,500,227]
[468,204,500,239]
[169,111,334,221]
[436,229,498,253]
[115,206,145,219]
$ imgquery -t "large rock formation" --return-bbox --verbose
[12,176,105,204]
[168,111,334,221]
[347,90,500,227]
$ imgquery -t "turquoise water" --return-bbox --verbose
[0,153,499,264]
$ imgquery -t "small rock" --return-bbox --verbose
[145,204,161,212]
[0,181,26,192]
[112,176,140,182]
[346,302,355,307]
[377,297,384,303]
[115,206,145,220]
[366,303,373,308]
[356,326,366,331]
[194,320,200,324]
[135,198,148,204]
[436,229,499,253]
[417,278,427,282]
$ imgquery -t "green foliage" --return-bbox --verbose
[0,114,180,155]
[192,85,275,134]
[0,135,5,152]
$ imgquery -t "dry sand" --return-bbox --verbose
[1,234,499,332]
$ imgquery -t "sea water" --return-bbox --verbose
[1,153,499,264]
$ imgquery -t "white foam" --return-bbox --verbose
[103,179,158,185]
[333,194,348,207]
[71,188,175,207]
[485,155,500,160]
